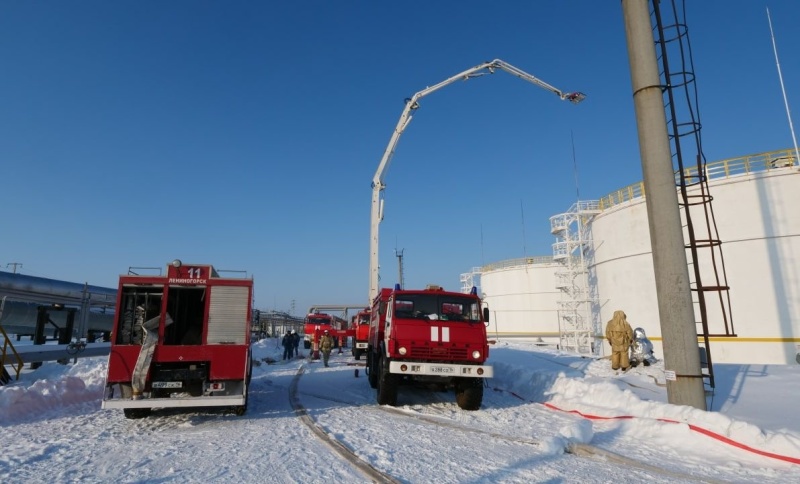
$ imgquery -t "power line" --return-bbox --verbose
[5,263,22,274]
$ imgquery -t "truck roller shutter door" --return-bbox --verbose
[208,286,249,344]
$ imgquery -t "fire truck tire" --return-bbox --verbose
[367,353,378,389]
[234,388,249,416]
[119,384,152,418]
[304,341,311,349]
[455,378,483,411]
[353,349,362,361]
[376,357,398,406]
[188,381,203,397]
[123,408,152,419]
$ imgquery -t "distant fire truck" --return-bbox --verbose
[365,284,493,410]
[304,312,352,359]
[351,308,370,360]
[102,260,253,419]
[303,312,333,349]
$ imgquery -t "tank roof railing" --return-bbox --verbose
[479,256,556,273]
[477,149,796,274]
[597,148,797,211]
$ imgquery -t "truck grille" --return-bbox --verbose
[410,346,468,360]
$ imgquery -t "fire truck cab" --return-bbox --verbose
[365,284,493,410]
[101,260,253,418]
[351,308,370,360]
[303,313,332,349]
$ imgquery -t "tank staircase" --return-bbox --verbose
[459,268,482,296]
[550,201,601,355]
[652,1,737,391]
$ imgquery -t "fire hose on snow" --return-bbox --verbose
[492,386,800,466]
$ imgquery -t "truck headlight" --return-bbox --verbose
[472,350,481,359]
[398,347,407,355]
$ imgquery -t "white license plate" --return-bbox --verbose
[151,381,182,389]
[430,366,454,374]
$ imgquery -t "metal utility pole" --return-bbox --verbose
[395,249,405,289]
[6,263,22,274]
[622,0,706,410]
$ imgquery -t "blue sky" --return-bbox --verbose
[1,1,798,316]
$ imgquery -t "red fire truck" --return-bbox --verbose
[303,312,333,349]
[351,308,370,360]
[101,260,253,419]
[304,312,353,359]
[365,284,493,410]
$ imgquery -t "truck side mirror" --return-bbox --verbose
[483,307,490,324]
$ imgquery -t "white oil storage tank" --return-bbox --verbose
[478,257,560,344]
[470,149,800,365]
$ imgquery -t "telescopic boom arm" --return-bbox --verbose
[368,59,585,302]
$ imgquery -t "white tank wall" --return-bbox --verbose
[480,262,561,342]
[477,165,800,365]
[591,169,800,364]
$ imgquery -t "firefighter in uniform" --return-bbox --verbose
[319,329,334,367]
[605,310,634,372]
[630,327,657,367]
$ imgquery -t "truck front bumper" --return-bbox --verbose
[389,361,493,378]
[102,394,246,409]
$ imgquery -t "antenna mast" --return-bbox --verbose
[395,249,405,289]
[520,201,527,258]
[571,131,581,200]
[767,7,800,164]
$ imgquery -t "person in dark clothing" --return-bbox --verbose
[291,330,300,358]
[282,331,293,360]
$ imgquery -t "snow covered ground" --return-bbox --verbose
[2,337,800,483]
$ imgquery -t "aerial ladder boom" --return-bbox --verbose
[368,59,585,302]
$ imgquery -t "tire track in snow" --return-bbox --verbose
[293,365,722,483]
[288,364,400,484]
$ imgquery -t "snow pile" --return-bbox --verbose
[2,337,800,477]
[0,357,106,423]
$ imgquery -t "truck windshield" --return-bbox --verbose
[394,294,480,322]
[306,317,331,325]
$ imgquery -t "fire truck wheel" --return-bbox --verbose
[367,353,378,389]
[188,381,203,397]
[376,357,398,406]
[455,378,483,411]
[123,408,152,419]
[234,390,249,416]
[353,349,362,361]
[304,341,311,350]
